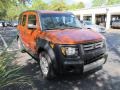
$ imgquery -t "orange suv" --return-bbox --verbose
[17,10,108,79]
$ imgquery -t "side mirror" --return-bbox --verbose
[28,24,36,29]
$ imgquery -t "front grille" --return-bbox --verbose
[82,41,105,65]
[84,54,104,65]
[83,41,104,51]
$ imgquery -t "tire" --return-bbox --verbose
[39,51,55,80]
[17,37,25,53]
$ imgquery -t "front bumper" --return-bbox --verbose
[53,44,108,74]
[84,54,107,72]
[62,54,108,73]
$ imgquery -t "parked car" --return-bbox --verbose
[0,21,3,27]
[111,20,120,28]
[17,10,108,79]
[5,21,11,26]
[0,21,7,27]
[80,20,106,33]
[9,21,18,27]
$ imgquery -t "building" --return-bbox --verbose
[72,5,120,30]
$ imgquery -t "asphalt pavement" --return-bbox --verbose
[0,28,120,90]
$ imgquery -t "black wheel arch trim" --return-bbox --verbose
[36,38,58,70]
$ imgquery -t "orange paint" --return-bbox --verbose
[17,10,105,53]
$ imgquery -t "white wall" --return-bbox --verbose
[71,5,120,30]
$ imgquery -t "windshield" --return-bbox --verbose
[84,21,92,25]
[40,13,82,30]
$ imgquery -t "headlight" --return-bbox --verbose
[61,47,78,56]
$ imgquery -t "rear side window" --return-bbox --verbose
[22,15,26,26]
[18,14,22,25]
[28,15,36,25]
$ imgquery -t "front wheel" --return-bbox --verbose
[39,51,55,80]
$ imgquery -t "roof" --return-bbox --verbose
[36,10,73,14]
[22,10,72,14]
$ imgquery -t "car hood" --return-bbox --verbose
[85,25,105,32]
[42,29,104,44]
[86,25,105,29]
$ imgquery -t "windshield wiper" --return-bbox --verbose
[67,26,82,29]
[64,25,82,29]
[42,25,82,31]
[63,24,82,29]
[43,27,66,31]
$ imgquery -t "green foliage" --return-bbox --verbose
[0,9,7,20]
[0,0,12,20]
[7,4,28,20]
[0,0,29,20]
[92,0,106,7]
[0,0,13,9]
[68,2,85,10]
[107,0,120,5]
[0,52,32,89]
[31,0,48,10]
[31,0,85,11]
[48,0,68,11]
[92,0,120,7]
[0,0,85,20]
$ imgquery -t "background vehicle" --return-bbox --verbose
[5,21,10,26]
[111,20,120,28]
[17,10,108,79]
[80,20,106,33]
[10,20,18,27]
[0,21,3,27]
[0,21,7,27]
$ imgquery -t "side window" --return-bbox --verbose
[22,15,26,26]
[28,15,36,25]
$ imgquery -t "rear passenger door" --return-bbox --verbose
[19,14,28,47]
[25,13,38,53]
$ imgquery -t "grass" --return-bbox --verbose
[0,51,33,89]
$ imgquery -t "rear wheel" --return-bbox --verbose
[39,51,55,80]
[17,37,25,53]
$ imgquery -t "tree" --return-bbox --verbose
[6,4,27,20]
[0,0,12,9]
[31,0,84,11]
[92,0,106,7]
[107,0,120,5]
[0,0,84,20]
[0,0,13,20]
[31,0,47,10]
[0,0,29,20]
[69,2,85,10]
[92,0,120,7]
[48,0,68,11]
[77,2,85,8]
